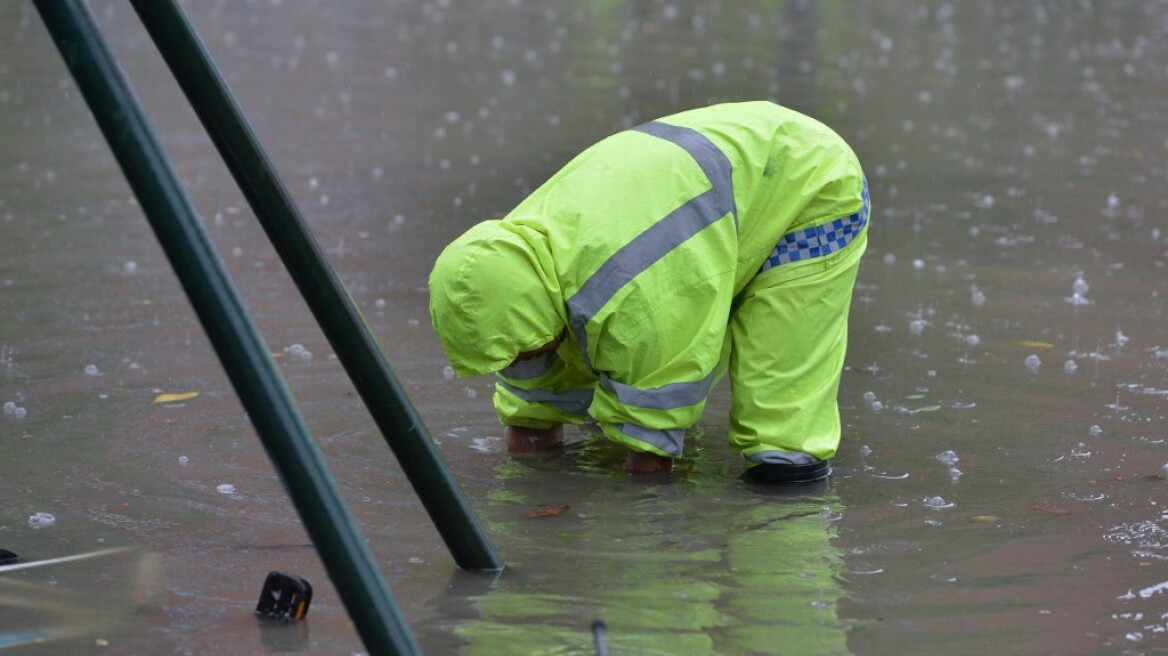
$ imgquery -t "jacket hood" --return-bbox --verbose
[428,220,564,377]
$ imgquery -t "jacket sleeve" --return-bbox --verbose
[492,346,597,430]
[585,261,737,457]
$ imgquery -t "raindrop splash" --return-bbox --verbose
[1025,354,1041,373]
[28,512,56,528]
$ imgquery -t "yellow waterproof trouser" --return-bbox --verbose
[726,223,867,464]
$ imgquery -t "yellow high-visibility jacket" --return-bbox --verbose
[429,101,867,457]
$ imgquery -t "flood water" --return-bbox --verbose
[3,1,1168,654]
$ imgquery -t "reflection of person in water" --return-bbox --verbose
[429,463,848,655]
[429,101,870,484]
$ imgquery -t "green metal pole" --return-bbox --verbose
[128,0,502,573]
[31,2,421,654]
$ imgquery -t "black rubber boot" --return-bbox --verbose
[744,458,832,484]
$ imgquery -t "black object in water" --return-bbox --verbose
[255,571,313,622]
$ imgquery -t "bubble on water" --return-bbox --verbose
[374,298,387,309]
[859,444,872,457]
[912,258,926,270]
[948,466,963,479]
[883,253,896,265]
[1025,354,1041,373]
[1073,275,1089,295]
[870,400,884,412]
[924,496,953,509]
[964,334,980,347]
[862,391,877,403]
[84,364,100,376]
[2,401,14,415]
[465,387,477,399]
[442,365,456,380]
[1089,425,1103,436]
[1116,329,1129,349]
[935,450,959,466]
[500,69,517,86]
[216,483,236,495]
[909,319,926,336]
[28,512,56,528]
[123,260,138,274]
[178,455,189,465]
[1064,360,1078,374]
[283,344,311,361]
[13,407,26,418]
[408,556,425,564]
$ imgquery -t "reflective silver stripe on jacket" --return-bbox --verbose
[496,378,593,416]
[498,352,557,380]
[632,121,738,229]
[566,121,736,405]
[621,423,687,456]
[598,370,716,410]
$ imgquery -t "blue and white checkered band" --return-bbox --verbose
[758,179,870,274]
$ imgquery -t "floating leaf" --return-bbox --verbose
[1018,341,1055,350]
[153,391,200,404]
[524,505,570,518]
[916,405,942,413]
[904,394,926,400]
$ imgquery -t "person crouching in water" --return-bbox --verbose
[428,101,870,484]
